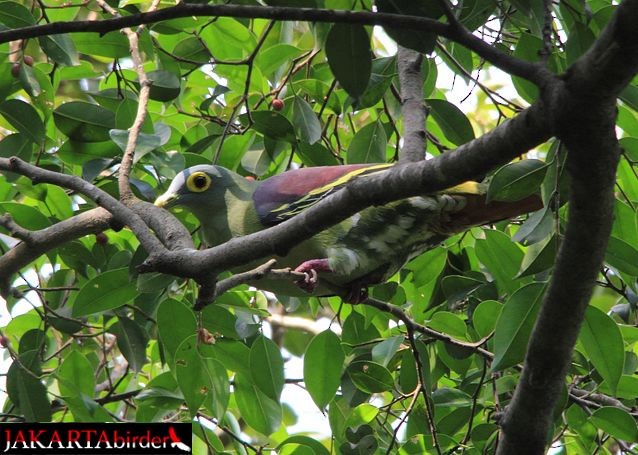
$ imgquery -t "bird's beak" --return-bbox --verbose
[154,192,179,208]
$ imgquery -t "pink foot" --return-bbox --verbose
[294,259,332,293]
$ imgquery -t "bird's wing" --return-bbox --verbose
[253,163,393,226]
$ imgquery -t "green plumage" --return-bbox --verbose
[154,164,540,297]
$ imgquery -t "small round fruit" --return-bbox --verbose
[0,335,9,348]
[245,175,255,181]
[95,232,108,245]
[11,64,20,78]
[271,99,284,111]
[23,55,34,66]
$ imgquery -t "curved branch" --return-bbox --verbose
[0,208,113,296]
[0,157,168,255]
[497,0,638,452]
[0,4,547,85]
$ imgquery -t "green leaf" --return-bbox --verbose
[57,139,121,165]
[406,247,447,287]
[110,317,149,373]
[512,206,554,245]
[250,335,285,401]
[0,1,35,28]
[146,70,181,102]
[604,236,638,276]
[58,350,94,397]
[371,335,403,367]
[475,229,524,294]
[0,99,45,144]
[256,44,302,77]
[175,335,210,415]
[278,436,330,455]
[492,282,546,371]
[0,202,51,230]
[518,235,557,277]
[427,98,475,146]
[234,372,282,436]
[325,23,371,99]
[7,354,51,422]
[110,123,171,161]
[291,96,321,145]
[72,268,137,316]
[579,306,624,394]
[487,160,548,203]
[247,110,296,143]
[297,141,340,167]
[44,184,73,220]
[304,330,344,408]
[157,298,197,365]
[472,300,503,338]
[512,34,541,102]
[72,32,129,58]
[428,312,468,339]
[39,34,78,66]
[599,374,638,400]
[432,387,472,407]
[54,101,116,142]
[347,360,394,393]
[399,350,417,394]
[589,407,638,442]
[347,120,387,164]
[376,0,443,54]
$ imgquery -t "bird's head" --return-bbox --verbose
[154,165,250,213]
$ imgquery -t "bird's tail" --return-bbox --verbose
[450,193,544,231]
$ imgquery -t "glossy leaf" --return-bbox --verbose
[487,160,548,203]
[579,306,624,394]
[492,282,546,371]
[72,32,129,58]
[0,99,45,144]
[427,98,475,145]
[72,268,137,316]
[325,23,371,99]
[376,0,443,54]
[475,229,524,294]
[250,335,285,401]
[347,360,394,393]
[291,96,321,145]
[156,298,197,365]
[54,101,116,142]
[347,120,387,164]
[304,330,344,408]
[604,236,638,276]
[589,407,638,442]
[110,317,149,373]
[246,110,296,143]
[234,372,282,436]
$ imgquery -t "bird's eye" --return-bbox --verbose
[186,172,212,192]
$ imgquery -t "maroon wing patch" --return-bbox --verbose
[253,164,392,226]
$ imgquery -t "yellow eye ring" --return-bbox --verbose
[186,172,212,193]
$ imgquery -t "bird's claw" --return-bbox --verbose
[293,259,331,294]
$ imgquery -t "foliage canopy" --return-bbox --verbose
[0,0,637,454]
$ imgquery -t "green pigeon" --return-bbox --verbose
[154,163,541,298]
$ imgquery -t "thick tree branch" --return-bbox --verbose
[497,1,638,452]
[0,4,546,85]
[0,157,168,255]
[397,46,426,163]
[0,208,113,296]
